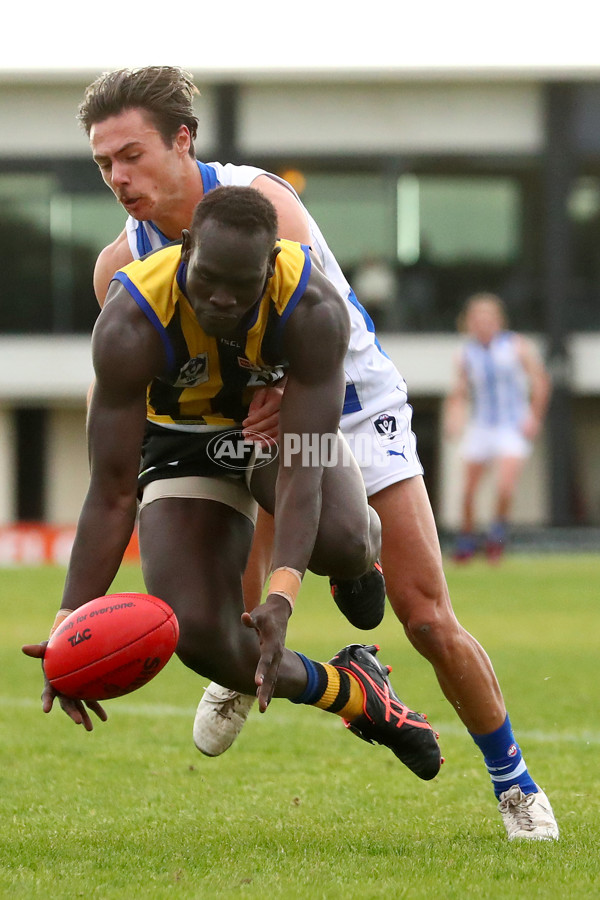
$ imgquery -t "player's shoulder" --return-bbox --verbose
[272,239,312,291]
[94,229,134,306]
[111,243,183,304]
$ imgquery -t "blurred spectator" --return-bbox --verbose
[444,292,551,562]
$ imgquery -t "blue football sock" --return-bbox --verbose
[488,520,507,543]
[470,714,537,799]
[289,652,326,705]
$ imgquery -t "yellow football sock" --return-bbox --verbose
[312,662,364,721]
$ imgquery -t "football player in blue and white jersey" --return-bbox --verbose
[444,293,551,562]
[76,67,558,840]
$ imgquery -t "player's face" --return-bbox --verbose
[90,108,189,222]
[465,301,504,344]
[182,221,279,337]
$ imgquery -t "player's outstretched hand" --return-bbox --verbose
[242,382,285,445]
[241,593,292,712]
[21,641,108,731]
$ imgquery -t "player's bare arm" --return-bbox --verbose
[23,285,165,727]
[244,175,310,436]
[443,357,469,440]
[93,229,135,306]
[243,261,350,707]
[64,289,165,606]
[272,263,350,573]
[516,336,552,440]
[251,175,312,244]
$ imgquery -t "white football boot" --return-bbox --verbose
[193,683,256,756]
[498,785,559,841]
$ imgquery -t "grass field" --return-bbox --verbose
[1,555,599,899]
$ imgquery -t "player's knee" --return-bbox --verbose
[389,578,457,655]
[311,524,372,578]
[175,614,215,673]
[403,602,462,661]
[174,607,227,672]
[175,608,256,689]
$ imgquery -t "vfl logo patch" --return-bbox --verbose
[173,354,209,388]
[373,413,398,440]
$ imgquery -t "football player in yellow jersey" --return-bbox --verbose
[56,66,558,839]
[23,186,442,783]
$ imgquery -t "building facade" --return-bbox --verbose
[1,71,599,529]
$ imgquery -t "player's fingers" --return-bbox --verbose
[241,611,258,632]
[57,695,94,729]
[86,700,108,722]
[256,657,280,712]
[22,643,47,659]
[77,708,95,732]
[59,700,84,726]
[247,387,268,412]
[41,685,56,714]
[245,413,279,438]
[242,431,277,448]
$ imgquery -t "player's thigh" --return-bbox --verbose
[319,433,372,530]
[138,495,254,627]
[369,475,450,620]
[250,431,371,540]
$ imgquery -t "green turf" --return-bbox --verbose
[1,556,599,898]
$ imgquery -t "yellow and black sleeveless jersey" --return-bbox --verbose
[111,239,311,429]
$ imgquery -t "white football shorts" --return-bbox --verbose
[461,424,532,463]
[340,385,424,497]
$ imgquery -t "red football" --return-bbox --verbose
[44,593,179,701]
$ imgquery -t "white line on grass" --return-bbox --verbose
[4,694,600,746]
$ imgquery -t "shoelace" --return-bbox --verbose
[500,791,536,830]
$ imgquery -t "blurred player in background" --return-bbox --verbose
[23,186,442,783]
[444,293,551,563]
[76,67,558,840]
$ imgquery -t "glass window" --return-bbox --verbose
[569,175,600,330]
[278,170,401,331]
[274,168,530,332]
[0,171,126,334]
[299,172,396,268]
[396,174,526,331]
[0,173,56,332]
[398,175,521,266]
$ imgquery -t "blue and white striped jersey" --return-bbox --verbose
[462,331,529,428]
[125,160,405,419]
